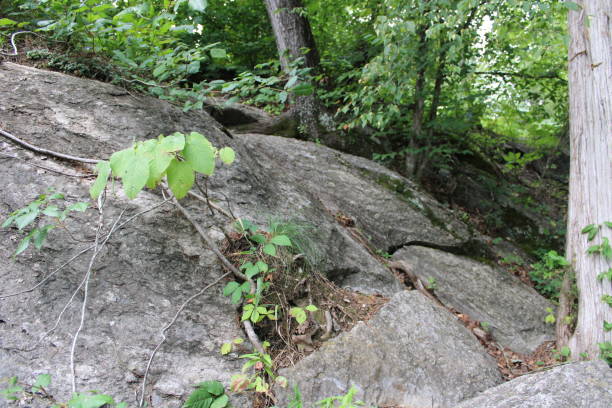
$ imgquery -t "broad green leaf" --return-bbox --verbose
[32,225,53,249]
[166,159,194,199]
[109,148,134,177]
[291,82,314,96]
[90,161,111,200]
[210,48,226,59]
[14,236,30,256]
[218,147,235,165]
[121,153,150,199]
[200,381,224,396]
[562,1,581,11]
[68,392,114,408]
[305,304,318,312]
[211,394,229,408]
[270,235,291,246]
[231,288,242,304]
[263,243,276,256]
[0,18,17,27]
[220,342,232,355]
[241,308,252,321]
[290,307,307,324]
[249,234,266,244]
[67,202,89,212]
[183,132,215,175]
[233,337,244,344]
[33,374,52,391]
[223,281,240,296]
[255,260,268,273]
[604,221,612,229]
[146,150,173,188]
[42,205,62,218]
[14,210,39,230]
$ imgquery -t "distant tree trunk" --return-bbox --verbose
[263,0,322,140]
[562,0,612,359]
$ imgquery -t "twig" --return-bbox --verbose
[0,152,91,178]
[0,128,101,164]
[70,196,110,392]
[169,192,264,354]
[0,245,95,299]
[138,271,231,408]
[187,190,234,219]
[0,31,33,56]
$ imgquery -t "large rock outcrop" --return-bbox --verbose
[393,246,553,354]
[455,360,612,408]
[0,62,559,407]
[276,291,502,408]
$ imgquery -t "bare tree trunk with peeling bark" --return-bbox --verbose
[263,0,322,140]
[561,0,612,360]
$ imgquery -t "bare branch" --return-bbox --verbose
[0,128,101,164]
[138,271,231,407]
[0,31,33,56]
[0,152,92,178]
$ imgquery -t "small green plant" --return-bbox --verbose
[289,304,318,325]
[90,131,235,200]
[316,386,367,408]
[552,345,571,361]
[183,381,230,408]
[0,374,125,408]
[544,307,556,324]
[220,338,245,355]
[529,250,570,301]
[230,343,287,394]
[425,277,437,291]
[2,189,88,256]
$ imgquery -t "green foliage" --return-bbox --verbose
[2,190,88,256]
[229,343,287,394]
[316,386,367,408]
[220,337,244,356]
[289,304,318,325]
[529,250,569,301]
[93,132,234,200]
[0,375,125,408]
[183,381,230,408]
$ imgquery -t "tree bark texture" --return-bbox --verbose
[264,0,322,140]
[565,0,612,359]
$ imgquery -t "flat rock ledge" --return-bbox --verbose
[276,290,502,408]
[455,360,612,408]
[393,246,554,354]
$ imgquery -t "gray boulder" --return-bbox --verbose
[276,291,502,408]
[455,360,612,408]
[393,246,554,353]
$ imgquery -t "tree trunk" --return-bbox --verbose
[263,0,322,140]
[564,0,612,359]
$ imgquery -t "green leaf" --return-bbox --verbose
[166,159,195,199]
[68,392,114,408]
[211,394,229,408]
[67,202,89,212]
[183,132,216,175]
[270,235,292,246]
[90,161,111,200]
[200,381,224,396]
[249,234,266,244]
[255,260,268,273]
[210,48,227,59]
[14,236,31,256]
[604,321,612,332]
[241,308,252,321]
[218,147,235,165]
[263,243,276,256]
[121,153,150,199]
[32,225,53,249]
[290,307,307,324]
[42,205,62,218]
[109,148,134,177]
[33,374,52,392]
[562,1,581,11]
[291,82,314,96]
[223,281,240,296]
[560,346,571,357]
[0,18,17,27]
[231,289,242,304]
[305,304,318,312]
[159,132,185,152]
[220,342,232,355]
[15,209,39,230]
[604,221,612,229]
[147,149,173,189]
